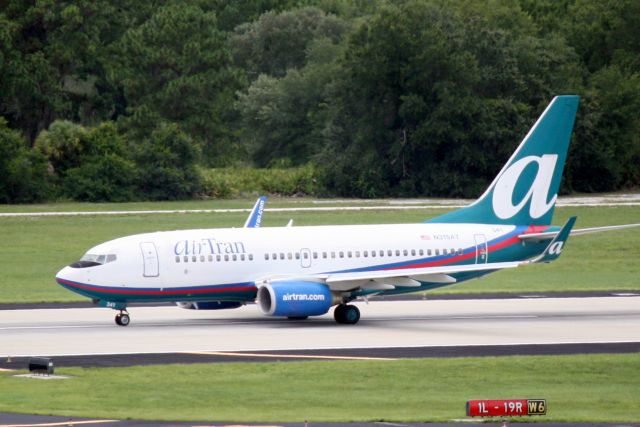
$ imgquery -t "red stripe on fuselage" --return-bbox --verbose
[57,278,256,296]
[380,225,545,271]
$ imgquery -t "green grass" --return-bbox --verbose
[0,202,638,303]
[1,354,638,422]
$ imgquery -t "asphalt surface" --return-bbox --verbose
[1,342,638,370]
[2,290,639,311]
[2,296,639,359]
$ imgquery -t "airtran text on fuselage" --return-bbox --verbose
[174,238,247,256]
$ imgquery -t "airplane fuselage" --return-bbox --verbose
[56,223,551,304]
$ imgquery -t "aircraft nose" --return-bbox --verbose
[55,266,74,285]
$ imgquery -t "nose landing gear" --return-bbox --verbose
[115,310,130,326]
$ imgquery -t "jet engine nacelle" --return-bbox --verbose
[257,281,333,317]
[176,301,243,310]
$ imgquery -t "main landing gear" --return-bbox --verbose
[334,304,360,325]
[115,310,130,326]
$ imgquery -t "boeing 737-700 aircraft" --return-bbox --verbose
[55,95,639,326]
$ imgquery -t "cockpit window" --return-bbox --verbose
[70,253,117,268]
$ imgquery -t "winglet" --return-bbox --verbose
[530,216,577,263]
[244,196,267,228]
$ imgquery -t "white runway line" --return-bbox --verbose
[1,195,638,217]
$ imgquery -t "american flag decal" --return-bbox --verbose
[420,235,431,240]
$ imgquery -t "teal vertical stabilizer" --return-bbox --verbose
[429,95,579,225]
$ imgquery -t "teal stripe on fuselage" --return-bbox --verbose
[57,279,257,304]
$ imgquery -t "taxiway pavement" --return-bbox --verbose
[1,297,638,359]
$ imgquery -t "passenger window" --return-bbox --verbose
[175,256,180,263]
[280,253,285,260]
[313,252,318,259]
[200,255,205,262]
[419,249,423,256]
[355,251,360,257]
[232,254,237,261]
[331,252,336,258]
[224,254,229,261]
[208,254,213,262]
[303,252,309,259]
[339,251,344,258]
[348,251,352,258]
[184,256,188,263]
[272,253,277,260]
[323,252,327,259]
[216,255,221,262]
[287,253,292,260]
[428,249,432,256]
[241,254,245,261]
[295,252,300,260]
[403,249,408,256]
[249,254,254,261]
[411,249,416,256]
[192,255,197,262]
[388,250,392,256]
[265,253,269,260]
[435,249,440,256]
[395,250,400,256]
[380,250,384,257]
[371,250,376,257]
[364,251,368,257]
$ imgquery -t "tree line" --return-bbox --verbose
[1,0,639,203]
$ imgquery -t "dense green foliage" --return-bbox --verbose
[1,0,639,202]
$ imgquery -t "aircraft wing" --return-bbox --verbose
[259,261,524,292]
[319,261,523,291]
[243,196,267,228]
[519,222,640,241]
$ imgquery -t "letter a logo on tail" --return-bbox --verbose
[492,154,558,220]
[429,96,579,226]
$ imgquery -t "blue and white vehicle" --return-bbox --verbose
[55,96,639,326]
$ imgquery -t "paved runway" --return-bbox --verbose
[1,297,638,360]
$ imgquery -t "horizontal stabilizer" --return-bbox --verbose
[528,216,576,263]
[519,222,640,241]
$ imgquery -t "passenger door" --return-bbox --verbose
[474,234,488,264]
[140,242,159,277]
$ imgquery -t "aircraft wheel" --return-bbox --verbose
[115,311,130,327]
[334,304,347,324]
[343,305,360,325]
[119,313,130,326]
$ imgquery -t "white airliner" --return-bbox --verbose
[55,96,639,326]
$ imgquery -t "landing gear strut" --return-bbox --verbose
[115,310,130,326]
[334,304,360,325]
